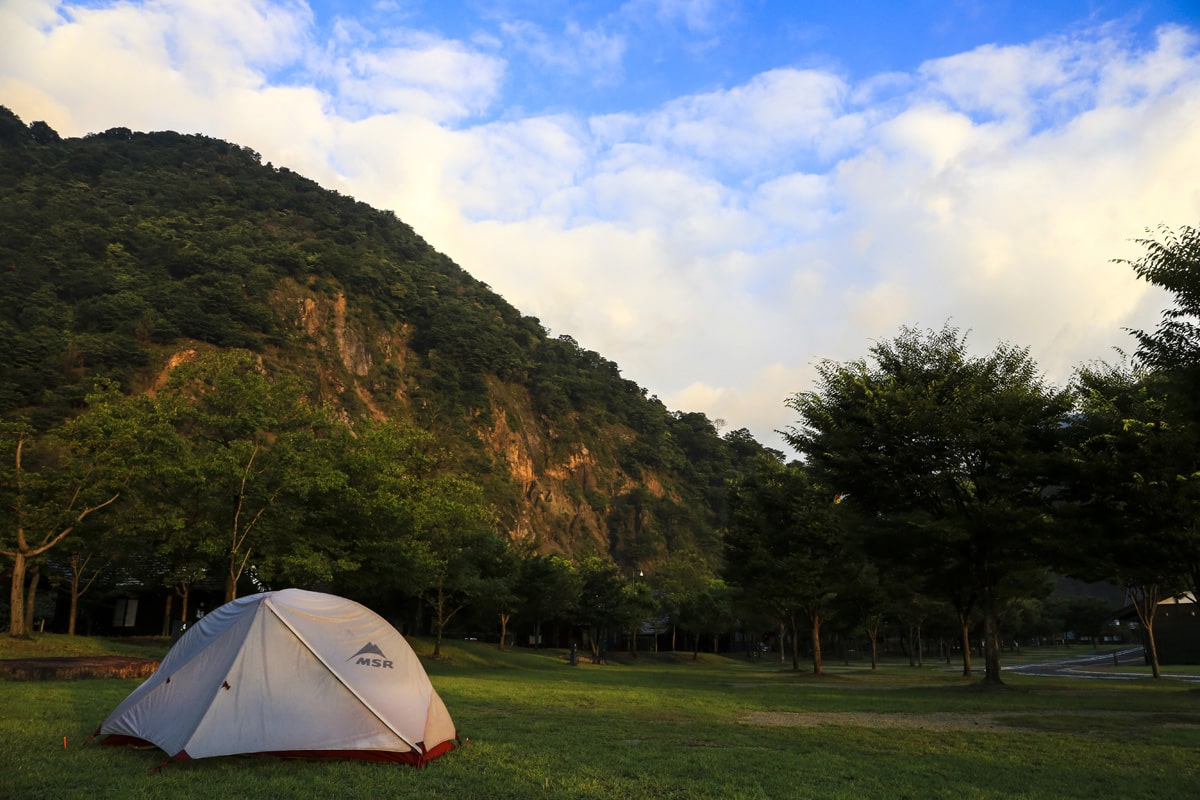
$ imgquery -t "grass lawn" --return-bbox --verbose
[2,636,1199,799]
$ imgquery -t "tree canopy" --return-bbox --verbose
[785,325,1071,683]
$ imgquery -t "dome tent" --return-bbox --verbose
[95,588,458,767]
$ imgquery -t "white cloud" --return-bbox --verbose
[919,40,1093,125]
[642,0,725,33]
[0,0,312,135]
[500,18,626,82]
[626,68,855,176]
[319,26,505,121]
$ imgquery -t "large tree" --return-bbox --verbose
[724,455,849,673]
[419,519,506,658]
[574,556,627,661]
[676,576,735,660]
[652,551,717,652]
[1122,223,1200,603]
[1,383,146,637]
[151,350,347,601]
[1062,363,1198,676]
[516,553,581,649]
[786,325,1070,684]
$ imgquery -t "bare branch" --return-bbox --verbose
[27,492,121,559]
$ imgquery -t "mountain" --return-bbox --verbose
[0,106,776,568]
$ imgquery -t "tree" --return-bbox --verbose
[832,562,889,670]
[152,350,347,601]
[480,537,522,651]
[420,522,506,658]
[617,574,657,656]
[653,551,716,652]
[322,417,499,656]
[676,577,735,660]
[724,456,849,673]
[1126,224,1200,378]
[786,325,1071,684]
[574,556,626,661]
[320,417,499,656]
[0,382,146,637]
[1122,224,1200,604]
[1045,595,1118,647]
[516,553,581,649]
[59,550,105,636]
[1061,362,1197,677]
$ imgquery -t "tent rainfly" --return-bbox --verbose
[94,588,459,767]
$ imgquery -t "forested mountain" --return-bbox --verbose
[0,105,773,570]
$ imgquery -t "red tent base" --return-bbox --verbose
[98,734,460,769]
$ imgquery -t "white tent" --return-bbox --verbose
[97,588,458,767]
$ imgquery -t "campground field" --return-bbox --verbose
[2,636,1199,800]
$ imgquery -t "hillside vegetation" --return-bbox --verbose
[0,106,772,568]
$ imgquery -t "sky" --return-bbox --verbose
[3,1,1200,452]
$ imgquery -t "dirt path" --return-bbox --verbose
[744,711,1021,731]
[744,709,1200,732]
[0,656,159,680]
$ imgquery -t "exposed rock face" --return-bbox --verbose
[480,380,613,554]
[278,281,410,421]
[138,281,679,562]
[298,293,373,377]
[254,282,666,559]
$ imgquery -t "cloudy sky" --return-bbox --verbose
[3,1,1200,451]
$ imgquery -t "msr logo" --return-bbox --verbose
[347,642,394,669]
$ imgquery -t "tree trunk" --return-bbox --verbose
[1128,584,1163,678]
[958,613,973,677]
[162,594,174,637]
[498,611,510,651]
[1143,622,1162,679]
[24,562,41,636]
[8,550,29,638]
[981,586,1004,685]
[809,609,823,675]
[587,627,601,660]
[433,586,446,657]
[177,582,190,622]
[427,585,464,659]
[789,614,801,671]
[68,584,79,636]
[866,621,879,670]
[67,554,102,637]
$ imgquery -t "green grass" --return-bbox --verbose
[0,632,172,660]
[3,638,1199,799]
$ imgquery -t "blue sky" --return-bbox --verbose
[3,1,1200,450]
[289,1,1197,119]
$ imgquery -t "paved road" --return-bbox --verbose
[1003,647,1200,682]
